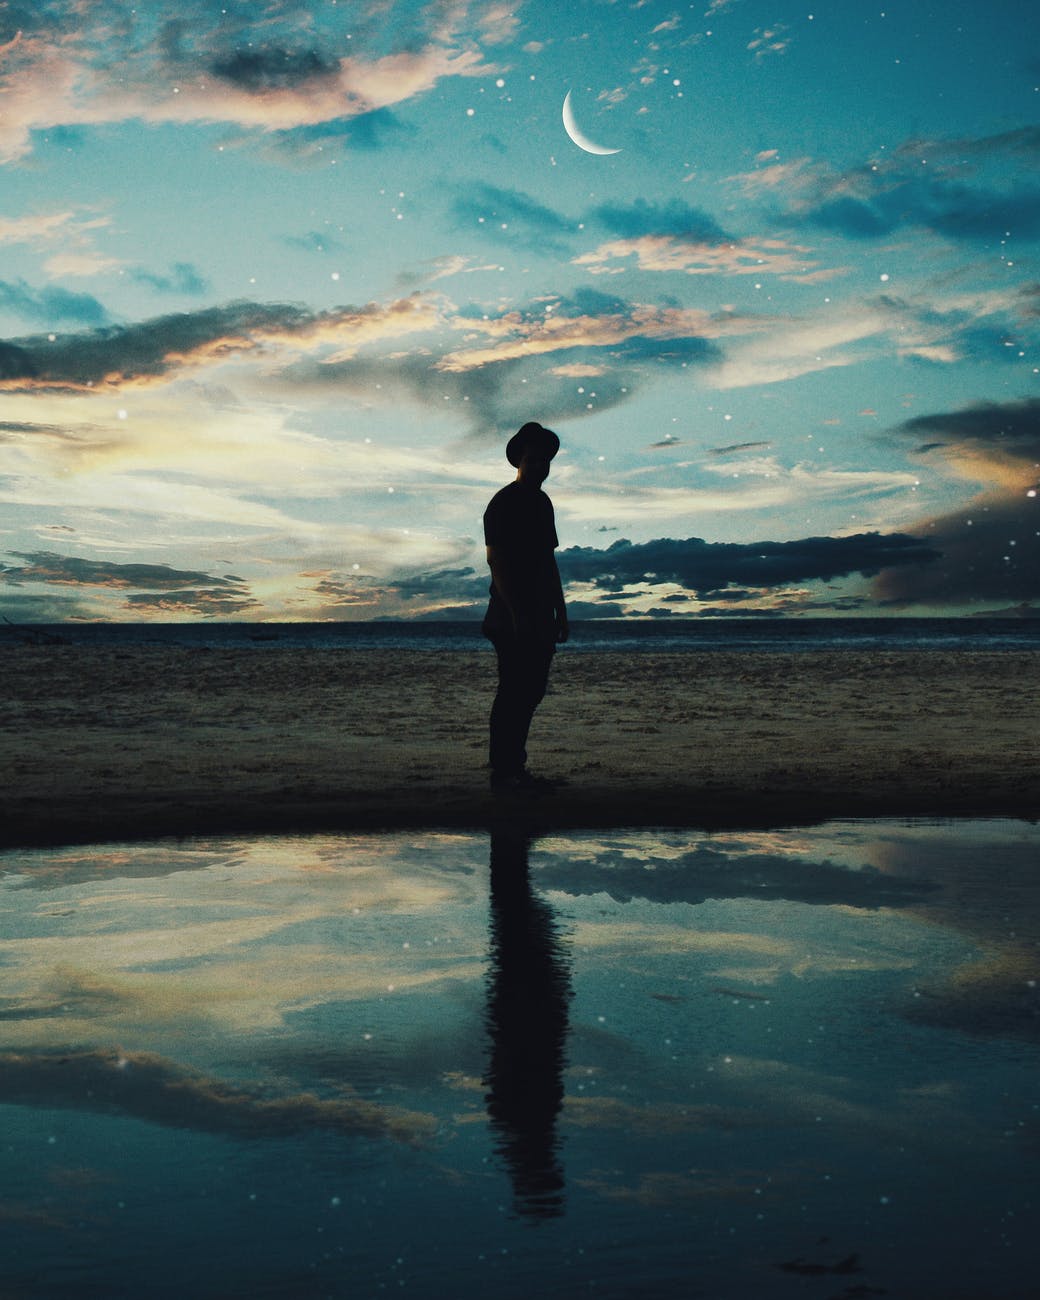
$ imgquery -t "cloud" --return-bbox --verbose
[121,588,262,617]
[557,531,940,598]
[305,565,492,619]
[575,235,825,280]
[283,230,344,255]
[0,209,101,248]
[283,286,731,430]
[873,398,1040,606]
[577,200,831,281]
[708,440,772,456]
[478,3,521,45]
[436,294,737,375]
[0,295,441,392]
[701,287,1038,389]
[892,126,1040,171]
[0,589,92,623]
[128,262,209,296]
[451,183,578,252]
[0,278,110,327]
[0,419,76,442]
[0,207,116,277]
[894,397,1040,481]
[0,551,248,592]
[0,1047,434,1144]
[747,24,792,61]
[0,2,496,165]
[208,44,340,92]
[592,198,730,243]
[0,551,259,616]
[812,181,1040,244]
[732,128,1040,245]
[391,566,487,603]
[450,191,801,274]
[263,107,411,161]
[536,842,933,909]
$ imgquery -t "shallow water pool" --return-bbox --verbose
[0,820,1037,1298]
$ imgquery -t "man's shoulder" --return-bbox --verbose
[485,481,520,512]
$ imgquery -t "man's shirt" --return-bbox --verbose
[482,481,559,634]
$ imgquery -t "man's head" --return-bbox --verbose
[507,422,559,485]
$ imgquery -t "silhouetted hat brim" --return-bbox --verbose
[506,422,560,467]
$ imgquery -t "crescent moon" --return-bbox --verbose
[562,91,622,156]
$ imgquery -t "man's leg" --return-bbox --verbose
[489,635,554,779]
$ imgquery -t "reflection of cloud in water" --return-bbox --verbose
[0,1047,435,1144]
[533,842,935,909]
[0,824,1036,1297]
[0,833,490,1050]
[3,844,233,891]
[7,831,483,893]
[1,947,486,1050]
[902,949,1040,1043]
[848,821,1040,1042]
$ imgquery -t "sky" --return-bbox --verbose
[0,0,1038,622]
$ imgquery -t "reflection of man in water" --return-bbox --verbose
[484,829,572,1218]
[482,422,569,793]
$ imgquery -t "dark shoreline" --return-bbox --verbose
[4,786,1037,853]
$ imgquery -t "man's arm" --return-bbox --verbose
[551,556,569,644]
[486,545,522,632]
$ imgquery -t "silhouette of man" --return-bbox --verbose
[482,421,568,792]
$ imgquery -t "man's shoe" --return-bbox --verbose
[490,768,559,795]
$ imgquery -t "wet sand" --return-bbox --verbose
[2,645,1038,846]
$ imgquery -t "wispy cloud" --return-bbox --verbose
[729,128,1040,245]
[574,234,826,280]
[703,287,1037,389]
[128,262,209,297]
[451,182,579,252]
[592,198,729,243]
[747,24,792,62]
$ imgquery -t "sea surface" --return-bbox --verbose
[1,820,1037,1298]
[4,616,1040,653]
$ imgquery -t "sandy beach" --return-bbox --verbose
[2,644,1038,846]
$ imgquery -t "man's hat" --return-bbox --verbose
[506,421,560,467]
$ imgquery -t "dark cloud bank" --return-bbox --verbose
[557,531,939,598]
[876,397,1040,607]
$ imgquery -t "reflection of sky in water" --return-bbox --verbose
[0,821,1037,1298]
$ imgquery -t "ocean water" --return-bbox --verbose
[0,820,1037,1298]
[4,616,1040,653]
